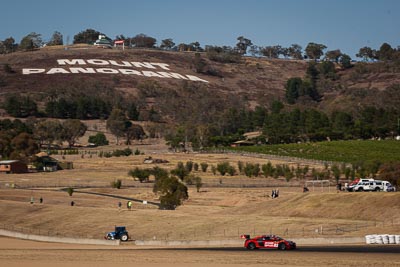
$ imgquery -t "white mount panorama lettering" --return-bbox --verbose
[22,59,208,83]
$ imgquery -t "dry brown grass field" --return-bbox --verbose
[1,141,400,266]
[0,141,399,241]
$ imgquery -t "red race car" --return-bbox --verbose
[241,234,296,250]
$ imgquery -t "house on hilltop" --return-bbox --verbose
[94,34,112,48]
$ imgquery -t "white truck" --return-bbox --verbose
[347,178,394,192]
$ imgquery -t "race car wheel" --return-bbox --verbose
[247,242,256,250]
[120,234,129,242]
[106,235,112,240]
[278,243,287,250]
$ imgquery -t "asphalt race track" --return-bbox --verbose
[144,245,400,254]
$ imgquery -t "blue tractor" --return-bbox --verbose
[105,226,129,242]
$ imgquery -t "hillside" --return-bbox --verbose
[1,45,400,121]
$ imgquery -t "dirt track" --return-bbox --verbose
[1,237,399,267]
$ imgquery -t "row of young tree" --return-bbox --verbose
[1,29,399,62]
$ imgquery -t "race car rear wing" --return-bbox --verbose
[240,234,250,239]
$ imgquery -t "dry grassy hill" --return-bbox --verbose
[0,186,398,241]
[1,45,400,119]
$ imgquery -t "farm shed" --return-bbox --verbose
[0,160,28,174]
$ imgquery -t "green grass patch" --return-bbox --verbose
[229,140,400,163]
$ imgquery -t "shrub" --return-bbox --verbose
[128,167,150,183]
[237,161,244,174]
[171,162,189,181]
[185,161,193,172]
[244,163,260,177]
[88,132,109,146]
[66,187,74,196]
[200,162,209,172]
[262,161,274,177]
[193,163,199,171]
[227,165,236,176]
[195,176,203,192]
[217,162,231,176]
[111,179,122,189]
[112,148,132,157]
[211,165,217,175]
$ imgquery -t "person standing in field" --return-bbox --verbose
[127,201,132,210]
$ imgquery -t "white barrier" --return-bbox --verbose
[0,229,120,246]
[366,234,400,244]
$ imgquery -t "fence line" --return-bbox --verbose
[203,148,345,167]
[2,218,398,241]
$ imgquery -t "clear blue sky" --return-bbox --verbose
[1,0,399,58]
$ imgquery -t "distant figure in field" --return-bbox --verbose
[70,201,75,206]
[127,201,132,210]
[39,197,43,204]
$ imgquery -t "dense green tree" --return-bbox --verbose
[125,123,145,145]
[305,62,321,101]
[5,95,38,118]
[33,120,63,149]
[10,132,39,162]
[318,61,336,79]
[305,42,327,60]
[106,108,128,144]
[19,32,43,51]
[189,41,203,52]
[271,100,284,114]
[153,169,188,210]
[261,45,281,58]
[127,103,140,120]
[1,37,17,53]
[128,167,151,183]
[61,119,87,147]
[285,77,302,104]
[73,29,101,44]
[331,111,354,137]
[45,98,76,118]
[88,132,109,146]
[356,46,376,61]
[165,126,186,151]
[236,36,252,55]
[288,44,303,59]
[325,49,342,62]
[0,132,12,158]
[130,34,156,48]
[339,54,352,69]
[160,38,175,50]
[47,31,63,46]
[377,42,394,61]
